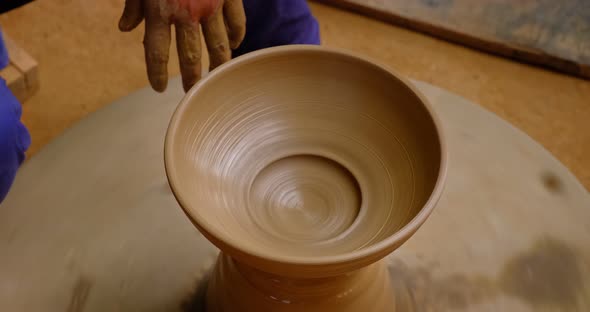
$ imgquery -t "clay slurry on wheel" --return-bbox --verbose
[386,236,590,311]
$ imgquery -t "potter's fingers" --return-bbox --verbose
[202,9,231,70]
[176,22,202,92]
[223,0,246,49]
[119,0,144,31]
[144,15,171,92]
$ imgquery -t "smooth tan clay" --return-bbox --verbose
[165,45,447,311]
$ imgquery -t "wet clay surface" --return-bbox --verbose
[248,155,362,242]
[165,47,444,266]
[165,46,445,311]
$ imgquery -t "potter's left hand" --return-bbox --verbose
[118,0,246,92]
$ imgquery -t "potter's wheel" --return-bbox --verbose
[1,78,589,311]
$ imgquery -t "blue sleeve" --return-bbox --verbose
[0,30,8,69]
[0,78,31,203]
[233,0,320,57]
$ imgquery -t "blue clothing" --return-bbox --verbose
[1,26,32,202]
[1,27,31,203]
[0,29,8,69]
[234,0,320,57]
[0,77,31,202]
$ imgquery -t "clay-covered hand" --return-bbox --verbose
[118,0,246,92]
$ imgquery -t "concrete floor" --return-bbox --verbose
[0,1,588,189]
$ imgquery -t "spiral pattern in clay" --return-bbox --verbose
[166,48,442,259]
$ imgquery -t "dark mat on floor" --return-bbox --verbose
[314,0,590,79]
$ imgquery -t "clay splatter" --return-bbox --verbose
[387,236,588,311]
[388,258,496,311]
[181,272,210,312]
[499,237,584,309]
[66,275,93,312]
[541,171,564,193]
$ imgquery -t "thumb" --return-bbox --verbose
[119,0,144,31]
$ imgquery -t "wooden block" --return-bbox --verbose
[0,34,39,102]
[0,63,27,100]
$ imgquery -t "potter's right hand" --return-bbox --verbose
[118,0,246,92]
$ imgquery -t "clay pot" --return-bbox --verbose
[165,45,447,311]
